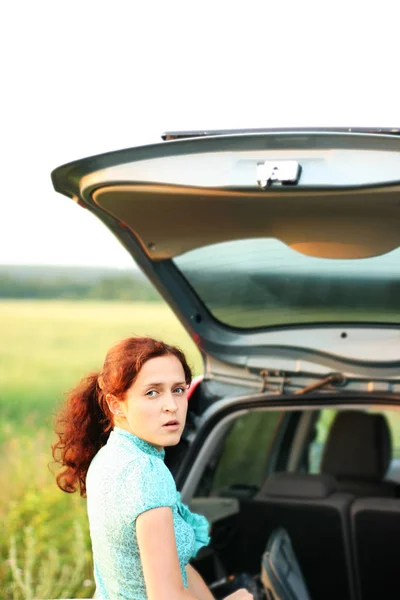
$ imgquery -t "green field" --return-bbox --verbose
[0,299,201,600]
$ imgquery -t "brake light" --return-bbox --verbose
[187,375,203,400]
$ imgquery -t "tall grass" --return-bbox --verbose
[0,300,201,599]
[1,427,93,599]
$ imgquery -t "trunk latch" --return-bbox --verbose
[257,160,301,188]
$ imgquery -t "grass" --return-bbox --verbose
[1,429,94,599]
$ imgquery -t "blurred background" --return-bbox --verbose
[1,1,398,597]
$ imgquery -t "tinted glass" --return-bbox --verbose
[309,408,400,480]
[174,239,400,329]
[194,410,282,497]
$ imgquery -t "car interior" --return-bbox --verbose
[180,402,400,600]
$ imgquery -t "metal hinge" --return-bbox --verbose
[259,369,287,394]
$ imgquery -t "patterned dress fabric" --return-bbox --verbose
[86,426,210,599]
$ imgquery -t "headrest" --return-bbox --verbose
[258,472,337,499]
[321,411,392,481]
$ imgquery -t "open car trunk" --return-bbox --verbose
[182,393,400,600]
[52,128,400,600]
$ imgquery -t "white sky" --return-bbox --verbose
[1,0,399,268]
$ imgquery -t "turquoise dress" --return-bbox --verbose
[86,426,210,600]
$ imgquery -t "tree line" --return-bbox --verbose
[0,273,162,302]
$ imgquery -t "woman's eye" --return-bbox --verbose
[146,390,158,397]
[173,387,185,394]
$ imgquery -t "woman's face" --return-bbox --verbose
[112,354,188,451]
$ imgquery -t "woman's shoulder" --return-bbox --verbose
[120,453,178,518]
[122,451,175,491]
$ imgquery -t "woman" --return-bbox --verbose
[53,336,253,600]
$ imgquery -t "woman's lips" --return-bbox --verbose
[163,421,179,430]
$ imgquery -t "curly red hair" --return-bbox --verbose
[52,337,192,497]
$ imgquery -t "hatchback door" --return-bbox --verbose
[51,128,400,391]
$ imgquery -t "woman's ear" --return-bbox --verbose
[106,393,124,417]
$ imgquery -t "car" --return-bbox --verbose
[52,127,400,600]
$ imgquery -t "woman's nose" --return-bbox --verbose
[163,393,178,412]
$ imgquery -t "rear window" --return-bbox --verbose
[194,410,282,498]
[174,238,400,329]
[309,408,400,479]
